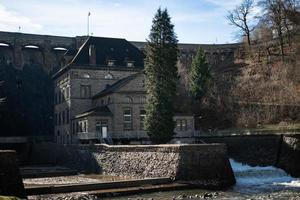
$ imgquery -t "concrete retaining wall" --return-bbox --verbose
[29,143,236,188]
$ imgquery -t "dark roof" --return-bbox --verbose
[52,36,145,79]
[73,106,113,119]
[71,36,144,68]
[92,72,143,99]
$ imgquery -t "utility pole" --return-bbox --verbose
[87,12,91,36]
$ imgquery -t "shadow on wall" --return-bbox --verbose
[28,143,102,174]
[0,62,54,137]
[176,144,236,189]
[200,135,281,167]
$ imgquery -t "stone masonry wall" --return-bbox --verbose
[29,143,236,188]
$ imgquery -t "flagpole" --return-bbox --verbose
[87,12,90,36]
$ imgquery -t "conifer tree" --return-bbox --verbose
[188,48,210,100]
[144,8,178,144]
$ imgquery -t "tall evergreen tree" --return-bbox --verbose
[144,8,178,144]
[188,48,210,100]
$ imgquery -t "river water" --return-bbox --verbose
[111,159,300,200]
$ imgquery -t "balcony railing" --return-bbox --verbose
[77,132,103,140]
[112,131,149,139]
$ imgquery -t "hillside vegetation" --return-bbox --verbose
[198,36,300,130]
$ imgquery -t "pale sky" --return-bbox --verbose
[0,0,245,44]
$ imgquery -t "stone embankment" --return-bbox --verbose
[29,143,236,189]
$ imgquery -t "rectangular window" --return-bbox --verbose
[79,120,88,133]
[108,60,115,66]
[176,119,188,131]
[123,108,132,130]
[176,119,181,131]
[62,88,65,102]
[80,85,91,98]
[127,61,134,67]
[66,108,69,123]
[63,88,67,100]
[58,112,61,125]
[66,86,70,99]
[182,119,187,131]
[62,110,65,124]
[54,113,57,126]
[96,121,108,135]
[83,121,88,132]
[96,122,101,133]
[140,109,146,130]
[79,122,83,132]
[58,91,61,103]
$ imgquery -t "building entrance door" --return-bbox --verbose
[102,126,107,138]
[96,121,108,138]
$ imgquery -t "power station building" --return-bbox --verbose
[53,36,196,144]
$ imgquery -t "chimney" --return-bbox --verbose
[89,45,96,65]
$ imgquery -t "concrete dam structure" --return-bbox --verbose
[0,31,240,74]
[0,30,240,140]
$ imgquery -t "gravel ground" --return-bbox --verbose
[23,175,100,186]
[23,174,125,187]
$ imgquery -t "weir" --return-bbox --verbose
[0,144,235,198]
[28,143,236,188]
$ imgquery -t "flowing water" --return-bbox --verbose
[111,159,300,199]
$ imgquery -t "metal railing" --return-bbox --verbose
[111,131,149,139]
[77,132,102,140]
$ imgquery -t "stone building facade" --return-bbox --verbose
[53,36,195,144]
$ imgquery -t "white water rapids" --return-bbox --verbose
[231,159,300,189]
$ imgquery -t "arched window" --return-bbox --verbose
[104,73,113,79]
[24,45,39,49]
[81,73,91,78]
[53,47,68,51]
[0,43,10,47]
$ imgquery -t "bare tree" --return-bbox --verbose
[258,0,299,59]
[282,0,300,44]
[227,0,255,46]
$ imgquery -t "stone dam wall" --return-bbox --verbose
[200,134,300,177]
[29,143,236,188]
